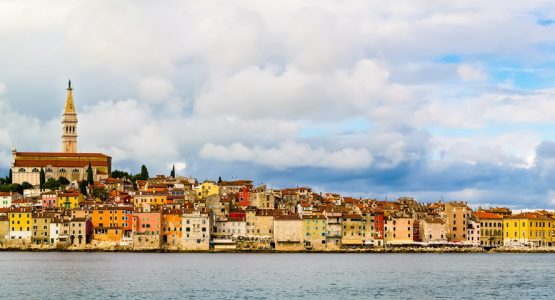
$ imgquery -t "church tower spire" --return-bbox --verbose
[62,80,78,153]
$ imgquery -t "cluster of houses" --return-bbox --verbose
[1,175,554,251]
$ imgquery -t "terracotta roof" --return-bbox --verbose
[275,215,301,220]
[423,218,445,224]
[342,214,362,219]
[507,212,552,220]
[14,152,110,168]
[0,192,18,197]
[219,180,253,187]
[59,192,83,197]
[8,207,32,213]
[302,215,326,220]
[16,152,110,158]
[473,211,503,220]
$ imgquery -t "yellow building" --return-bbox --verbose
[473,211,503,247]
[9,207,33,241]
[302,215,327,251]
[133,192,167,207]
[11,81,111,186]
[57,192,84,209]
[194,181,219,200]
[32,213,51,244]
[341,214,364,247]
[504,212,553,247]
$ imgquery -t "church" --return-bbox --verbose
[11,81,112,186]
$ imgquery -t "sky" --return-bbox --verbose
[1,1,555,209]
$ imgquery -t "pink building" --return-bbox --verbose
[41,192,57,208]
[132,205,162,249]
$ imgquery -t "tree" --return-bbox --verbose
[19,182,33,194]
[170,165,175,178]
[7,169,12,184]
[58,176,70,186]
[0,183,19,192]
[87,162,94,186]
[39,168,46,190]
[43,178,60,191]
[79,180,88,196]
[218,176,222,184]
[111,170,130,179]
[138,165,149,180]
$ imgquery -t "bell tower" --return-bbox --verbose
[62,80,78,153]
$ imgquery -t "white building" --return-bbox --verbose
[0,192,22,209]
[182,209,212,250]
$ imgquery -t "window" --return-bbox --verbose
[18,168,26,172]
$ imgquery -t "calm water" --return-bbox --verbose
[0,252,553,299]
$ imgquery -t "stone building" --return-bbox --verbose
[11,81,111,186]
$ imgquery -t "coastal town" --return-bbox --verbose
[1,82,554,252]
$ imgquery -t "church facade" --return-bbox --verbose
[11,81,111,186]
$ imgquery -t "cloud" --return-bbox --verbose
[1,1,555,208]
[194,59,409,121]
[457,64,487,81]
[199,141,373,170]
[138,77,175,103]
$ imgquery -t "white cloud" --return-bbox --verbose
[194,59,409,121]
[199,141,373,170]
[1,1,555,207]
[457,64,487,81]
[138,77,175,103]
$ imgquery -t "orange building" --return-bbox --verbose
[90,205,133,242]
[162,209,183,248]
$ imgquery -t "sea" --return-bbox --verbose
[0,252,553,299]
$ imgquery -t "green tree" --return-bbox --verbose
[0,184,17,192]
[58,176,70,186]
[79,180,88,196]
[20,182,33,193]
[138,165,149,180]
[111,170,130,179]
[39,168,46,190]
[218,176,222,184]
[87,162,94,186]
[43,178,61,191]
[170,165,175,178]
[7,169,12,184]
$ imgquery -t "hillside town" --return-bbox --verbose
[1,173,554,251]
[1,82,554,252]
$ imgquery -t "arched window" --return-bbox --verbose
[59,169,67,173]
[45,168,53,173]
[32,168,40,173]
[18,168,26,173]
[72,169,80,173]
